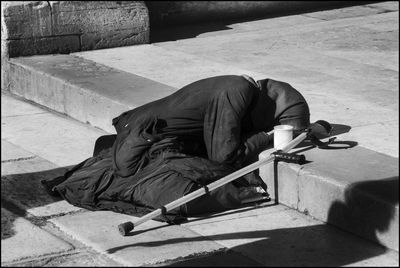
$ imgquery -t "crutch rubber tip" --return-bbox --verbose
[118,222,134,236]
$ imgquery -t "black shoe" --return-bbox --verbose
[41,177,63,197]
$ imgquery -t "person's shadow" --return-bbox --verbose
[327,176,399,249]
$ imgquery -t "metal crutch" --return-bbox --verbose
[117,129,310,236]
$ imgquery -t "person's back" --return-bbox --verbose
[112,75,256,138]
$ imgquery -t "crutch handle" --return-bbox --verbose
[118,221,134,236]
[273,151,306,164]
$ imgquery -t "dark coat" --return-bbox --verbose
[44,75,309,221]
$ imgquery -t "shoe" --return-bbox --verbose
[41,177,62,197]
[239,186,271,204]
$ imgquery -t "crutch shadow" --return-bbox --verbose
[186,202,278,224]
[107,223,389,266]
[123,202,278,238]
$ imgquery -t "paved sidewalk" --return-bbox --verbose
[1,93,398,266]
[1,2,399,267]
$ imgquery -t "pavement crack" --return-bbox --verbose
[47,1,53,35]
[2,112,48,118]
[149,248,228,266]
[1,156,37,163]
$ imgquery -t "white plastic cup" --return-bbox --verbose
[274,125,294,150]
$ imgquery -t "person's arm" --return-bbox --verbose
[239,130,272,165]
[112,117,161,177]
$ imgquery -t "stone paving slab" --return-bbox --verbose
[366,1,399,12]
[1,91,46,117]
[1,208,74,264]
[73,44,260,89]
[162,249,263,267]
[183,204,399,267]
[1,137,82,217]
[1,156,59,178]
[1,93,107,167]
[303,4,389,20]
[1,157,81,217]
[50,211,226,266]
[26,201,83,218]
[1,140,35,163]
[184,202,288,227]
[1,112,98,167]
[7,250,122,267]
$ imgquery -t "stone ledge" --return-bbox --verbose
[3,53,399,252]
[259,146,399,251]
[5,54,176,133]
[1,1,149,58]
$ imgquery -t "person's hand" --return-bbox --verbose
[308,123,331,139]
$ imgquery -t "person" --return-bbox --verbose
[42,75,310,223]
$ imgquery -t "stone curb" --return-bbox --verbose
[5,55,176,133]
[4,52,398,252]
[260,146,399,251]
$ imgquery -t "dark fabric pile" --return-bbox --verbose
[42,75,309,223]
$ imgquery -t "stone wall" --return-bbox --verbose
[1,1,149,58]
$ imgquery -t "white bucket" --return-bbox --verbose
[274,125,294,150]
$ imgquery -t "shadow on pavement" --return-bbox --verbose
[327,176,399,248]
[149,1,379,42]
[107,223,388,266]
[1,200,26,240]
[1,166,70,240]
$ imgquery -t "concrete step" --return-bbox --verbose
[2,91,398,267]
[2,2,398,252]
[260,146,399,252]
[4,54,176,134]
[4,51,398,252]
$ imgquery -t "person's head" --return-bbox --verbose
[278,102,310,132]
[250,78,310,131]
